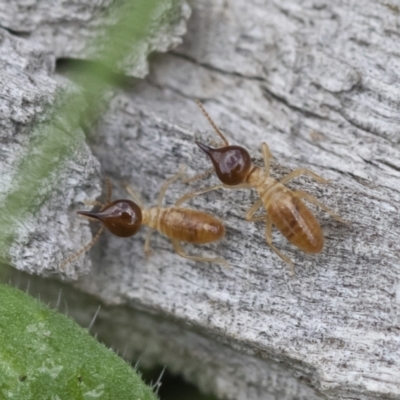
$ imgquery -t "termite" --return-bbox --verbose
[61,170,227,269]
[179,101,347,273]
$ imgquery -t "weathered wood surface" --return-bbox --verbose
[75,1,400,398]
[0,1,190,279]
[0,0,190,77]
[2,0,400,399]
[0,27,101,278]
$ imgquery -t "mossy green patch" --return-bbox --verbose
[0,284,157,400]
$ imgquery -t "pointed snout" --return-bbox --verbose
[195,140,213,155]
[77,210,102,220]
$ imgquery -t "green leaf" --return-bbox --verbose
[0,283,157,400]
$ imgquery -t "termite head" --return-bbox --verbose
[196,141,252,185]
[78,200,142,237]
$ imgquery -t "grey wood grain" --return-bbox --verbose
[2,0,400,398]
[0,28,101,279]
[0,0,189,279]
[74,0,400,398]
[0,0,190,77]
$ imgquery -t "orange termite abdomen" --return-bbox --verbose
[266,190,324,254]
[156,208,225,244]
[78,199,142,237]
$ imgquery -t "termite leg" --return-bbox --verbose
[280,169,329,185]
[157,170,185,208]
[264,217,295,274]
[246,203,295,272]
[172,239,230,268]
[182,167,215,184]
[124,185,144,208]
[261,142,273,177]
[246,214,268,223]
[175,184,224,207]
[245,198,264,221]
[60,226,105,271]
[144,229,153,258]
[294,190,348,224]
[175,183,251,207]
[225,183,253,189]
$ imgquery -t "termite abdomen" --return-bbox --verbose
[267,194,324,254]
[156,208,225,244]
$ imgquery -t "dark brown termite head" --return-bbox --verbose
[78,200,142,237]
[196,141,252,185]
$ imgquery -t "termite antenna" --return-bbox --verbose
[195,100,229,146]
[59,225,105,271]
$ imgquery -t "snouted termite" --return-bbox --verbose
[61,170,227,269]
[181,101,347,273]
